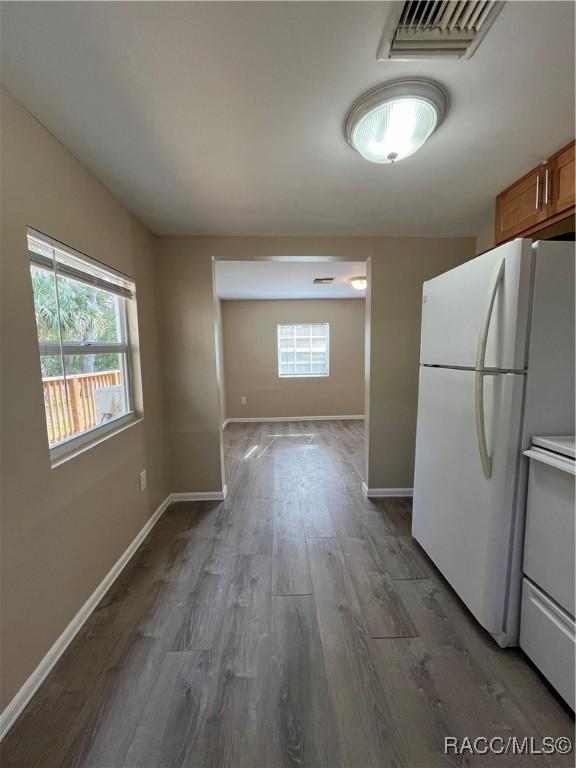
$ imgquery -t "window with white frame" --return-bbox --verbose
[277,323,330,377]
[27,229,137,455]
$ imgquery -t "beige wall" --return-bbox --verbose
[221,299,365,419]
[154,239,225,494]
[366,238,476,489]
[476,219,496,255]
[155,236,476,494]
[0,89,168,708]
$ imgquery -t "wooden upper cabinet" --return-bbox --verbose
[551,142,575,216]
[495,140,575,244]
[495,167,549,243]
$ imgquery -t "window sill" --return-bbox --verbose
[278,374,330,379]
[50,412,142,468]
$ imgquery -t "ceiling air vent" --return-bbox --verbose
[313,277,335,284]
[377,1,504,60]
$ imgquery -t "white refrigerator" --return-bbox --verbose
[412,239,575,647]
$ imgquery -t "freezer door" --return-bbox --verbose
[412,366,525,643]
[420,239,533,370]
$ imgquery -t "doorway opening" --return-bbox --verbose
[212,258,370,494]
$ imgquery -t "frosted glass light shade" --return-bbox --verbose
[345,80,447,164]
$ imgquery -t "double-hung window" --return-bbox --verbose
[28,229,137,456]
[277,323,330,377]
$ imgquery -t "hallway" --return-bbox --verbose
[1,421,573,767]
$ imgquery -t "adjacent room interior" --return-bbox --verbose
[214,259,368,483]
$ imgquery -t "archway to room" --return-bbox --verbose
[211,256,371,497]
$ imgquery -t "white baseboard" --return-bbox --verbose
[223,415,364,427]
[0,493,173,742]
[362,482,413,498]
[170,485,227,502]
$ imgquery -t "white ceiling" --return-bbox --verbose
[215,260,366,300]
[1,2,574,238]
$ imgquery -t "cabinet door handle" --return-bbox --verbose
[535,174,541,210]
[545,168,553,204]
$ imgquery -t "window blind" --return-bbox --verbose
[28,230,135,300]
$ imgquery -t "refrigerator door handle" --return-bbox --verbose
[474,255,505,478]
[475,372,491,478]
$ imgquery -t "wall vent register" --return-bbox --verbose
[377,0,504,60]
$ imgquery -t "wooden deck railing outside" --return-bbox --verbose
[42,370,121,445]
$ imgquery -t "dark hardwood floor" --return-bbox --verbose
[2,420,573,767]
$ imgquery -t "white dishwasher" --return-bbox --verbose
[520,436,575,709]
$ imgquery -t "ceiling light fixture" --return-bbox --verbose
[350,276,367,291]
[345,79,447,164]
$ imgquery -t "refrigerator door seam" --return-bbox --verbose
[422,364,527,374]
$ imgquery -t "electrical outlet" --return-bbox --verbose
[240,396,247,406]
[139,470,147,492]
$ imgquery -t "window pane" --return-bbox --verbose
[56,274,122,343]
[40,354,63,379]
[40,353,128,447]
[40,355,72,445]
[31,265,59,343]
[278,323,329,377]
[30,232,136,453]
[64,352,127,430]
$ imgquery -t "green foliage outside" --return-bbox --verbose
[31,267,120,377]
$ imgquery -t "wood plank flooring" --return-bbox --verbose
[1,420,573,767]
